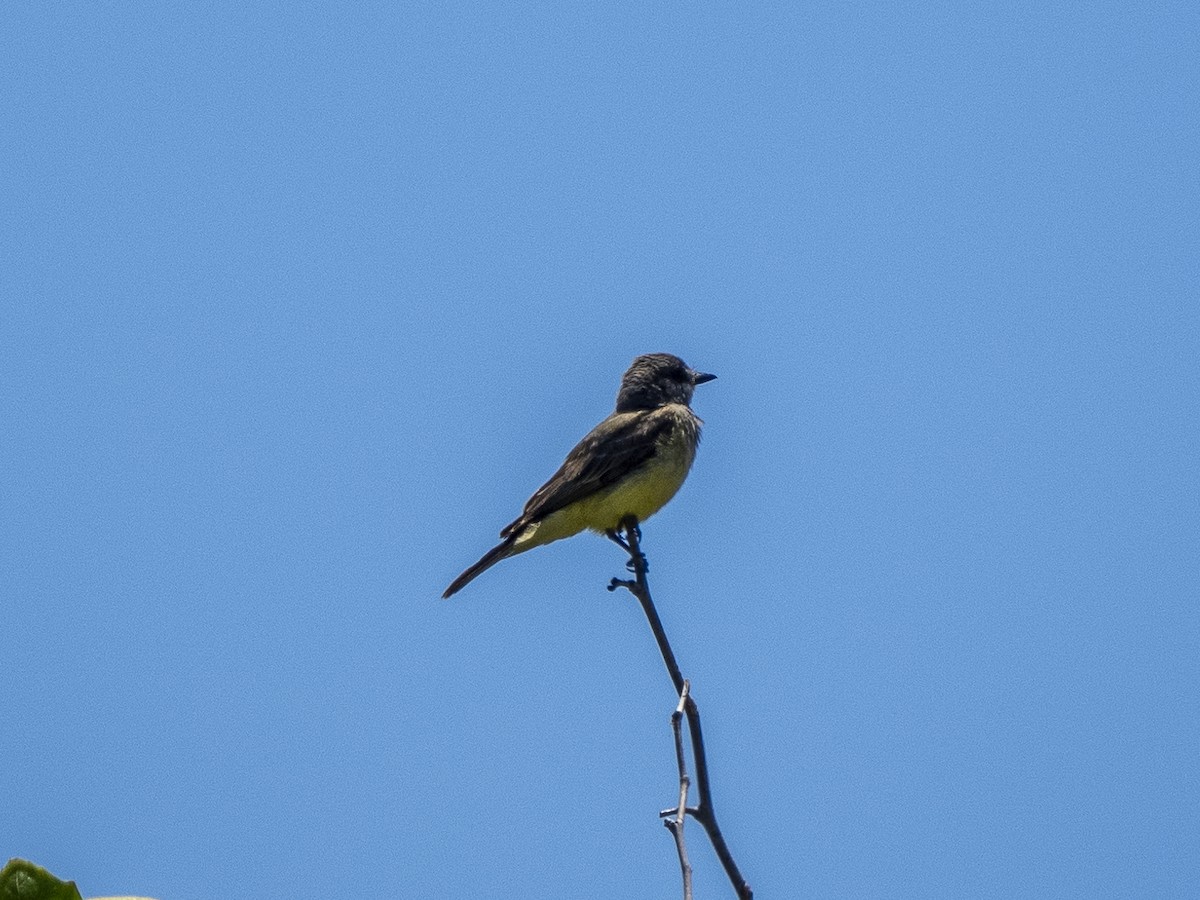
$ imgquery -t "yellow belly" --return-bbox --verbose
[511,407,699,553]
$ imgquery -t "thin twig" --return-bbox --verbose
[665,682,693,900]
[607,516,754,900]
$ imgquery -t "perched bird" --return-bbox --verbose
[443,353,716,597]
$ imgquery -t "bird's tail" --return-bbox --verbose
[442,534,518,598]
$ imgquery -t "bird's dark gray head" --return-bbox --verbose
[614,353,716,412]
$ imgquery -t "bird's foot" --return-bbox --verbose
[606,529,630,551]
[616,517,642,543]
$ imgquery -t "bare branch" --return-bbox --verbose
[608,517,754,900]
[665,682,694,900]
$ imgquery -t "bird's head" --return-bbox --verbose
[615,353,716,412]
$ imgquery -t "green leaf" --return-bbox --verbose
[0,860,83,900]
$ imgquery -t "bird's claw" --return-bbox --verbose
[606,529,630,551]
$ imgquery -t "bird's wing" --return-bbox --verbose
[500,410,670,537]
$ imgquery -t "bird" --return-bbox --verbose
[443,353,716,597]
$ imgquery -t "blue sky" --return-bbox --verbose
[3,2,1197,898]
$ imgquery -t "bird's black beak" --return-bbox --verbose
[692,371,717,385]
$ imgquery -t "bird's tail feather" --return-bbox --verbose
[442,535,517,598]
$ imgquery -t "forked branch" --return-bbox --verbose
[666,682,694,900]
[607,516,753,900]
